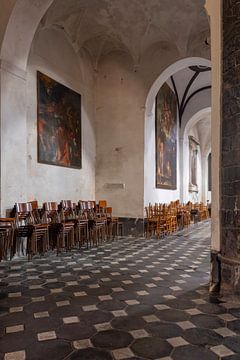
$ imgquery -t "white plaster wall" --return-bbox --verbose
[144,101,180,206]
[95,52,146,219]
[26,27,96,204]
[0,65,28,214]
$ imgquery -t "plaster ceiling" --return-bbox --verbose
[166,65,211,128]
[188,112,211,154]
[171,66,211,102]
[39,0,210,66]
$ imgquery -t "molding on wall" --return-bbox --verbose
[0,59,27,80]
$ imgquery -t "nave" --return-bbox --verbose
[0,222,239,360]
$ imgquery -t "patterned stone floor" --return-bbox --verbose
[0,221,240,359]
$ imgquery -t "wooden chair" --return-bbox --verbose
[98,200,107,211]
[198,203,209,221]
[43,202,75,253]
[15,202,49,259]
[62,200,89,249]
[145,204,165,239]
[0,218,15,261]
[90,201,106,246]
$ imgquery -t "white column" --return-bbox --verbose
[179,136,184,203]
[205,0,221,252]
[201,153,208,204]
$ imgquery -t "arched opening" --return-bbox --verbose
[0,0,54,71]
[182,107,211,204]
[144,58,211,208]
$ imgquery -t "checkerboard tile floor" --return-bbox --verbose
[0,221,240,359]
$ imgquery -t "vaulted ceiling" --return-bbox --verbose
[39,0,210,66]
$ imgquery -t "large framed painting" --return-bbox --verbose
[155,82,177,189]
[37,71,82,169]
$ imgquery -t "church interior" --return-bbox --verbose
[0,0,240,359]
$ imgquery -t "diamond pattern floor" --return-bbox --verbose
[0,221,240,359]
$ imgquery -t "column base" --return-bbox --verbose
[209,250,221,295]
[219,254,240,298]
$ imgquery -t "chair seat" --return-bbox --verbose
[34,224,48,229]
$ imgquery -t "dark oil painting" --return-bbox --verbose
[37,71,82,169]
[155,82,177,189]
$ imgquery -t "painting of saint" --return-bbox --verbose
[37,71,82,169]
[189,136,199,192]
[155,82,177,189]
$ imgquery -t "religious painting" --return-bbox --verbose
[155,82,177,189]
[189,136,199,192]
[37,71,82,169]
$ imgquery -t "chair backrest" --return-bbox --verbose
[28,201,42,224]
[78,201,87,211]
[29,200,38,210]
[106,207,112,217]
[61,200,73,209]
[43,202,58,211]
[43,202,59,223]
[99,200,107,209]
[60,200,75,221]
[15,202,33,226]
[16,202,32,213]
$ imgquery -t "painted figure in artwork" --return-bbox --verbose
[155,82,177,189]
[189,136,199,192]
[37,72,82,169]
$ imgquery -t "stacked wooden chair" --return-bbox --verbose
[89,200,106,246]
[145,200,209,239]
[14,202,49,259]
[43,202,75,254]
[145,203,166,238]
[61,200,89,249]
[0,218,15,261]
[0,198,120,260]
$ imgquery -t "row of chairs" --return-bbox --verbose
[145,200,210,238]
[0,200,123,261]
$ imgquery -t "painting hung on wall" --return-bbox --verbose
[189,136,199,193]
[155,82,177,189]
[37,71,82,169]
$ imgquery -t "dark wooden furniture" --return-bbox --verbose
[15,202,49,259]
[43,202,75,253]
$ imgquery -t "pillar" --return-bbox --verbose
[205,0,221,293]
[220,0,240,296]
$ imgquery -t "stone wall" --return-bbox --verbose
[221,0,240,295]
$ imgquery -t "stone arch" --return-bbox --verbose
[0,0,54,71]
[183,107,211,141]
[144,57,211,207]
[145,57,211,116]
[182,107,211,203]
